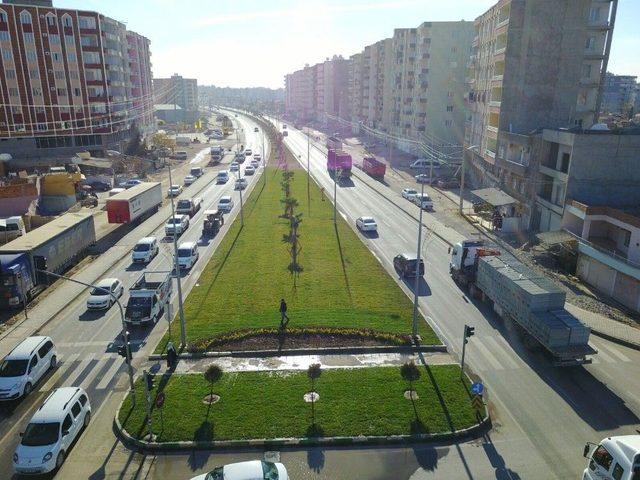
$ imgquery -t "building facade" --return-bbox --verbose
[284,64,315,121]
[464,0,618,230]
[0,0,153,161]
[601,72,637,115]
[153,74,198,122]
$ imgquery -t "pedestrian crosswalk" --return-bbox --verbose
[44,351,125,393]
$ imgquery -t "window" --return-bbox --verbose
[585,36,595,50]
[11,106,21,114]
[612,464,624,480]
[560,153,570,173]
[0,11,7,23]
[69,70,78,80]
[28,355,38,373]
[79,394,88,406]
[38,341,53,358]
[74,87,81,96]
[67,51,77,62]
[445,120,453,127]
[622,229,631,248]
[35,107,44,113]
[0,30,9,41]
[62,414,72,433]
[57,88,67,97]
[71,401,81,418]
[23,32,35,43]
[32,87,42,96]
[20,11,31,24]
[26,49,36,61]
[52,52,61,62]
[36,123,47,131]
[29,68,39,78]
[591,445,614,471]
[78,16,96,29]
[54,70,64,80]
[451,46,457,53]
[447,91,454,97]
[8,87,18,97]
[583,64,592,78]
[65,34,74,46]
[49,34,60,44]
[446,105,454,112]
[6,68,15,79]
[83,51,100,64]
[589,7,601,22]
[60,106,70,114]
[62,15,72,28]
[2,48,12,60]
[46,14,57,27]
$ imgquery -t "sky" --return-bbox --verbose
[58,0,639,89]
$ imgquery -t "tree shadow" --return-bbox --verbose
[307,447,326,473]
[333,223,352,302]
[417,352,455,432]
[412,444,440,472]
[305,423,325,438]
[481,432,522,480]
[188,420,214,471]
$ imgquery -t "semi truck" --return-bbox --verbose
[210,145,224,165]
[582,435,640,480]
[105,182,162,224]
[0,212,96,307]
[362,156,386,179]
[449,239,597,366]
[326,136,342,150]
[327,149,352,180]
[124,271,172,325]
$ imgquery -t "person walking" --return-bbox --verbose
[166,341,177,369]
[279,298,290,329]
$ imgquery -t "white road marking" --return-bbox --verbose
[96,358,123,390]
[80,357,110,390]
[473,339,505,371]
[488,336,524,370]
[64,356,94,386]
[596,342,630,362]
[592,348,615,364]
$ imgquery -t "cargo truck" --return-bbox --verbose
[105,182,162,224]
[326,136,342,150]
[0,213,96,307]
[449,239,597,366]
[362,156,386,179]
[210,145,224,165]
[124,271,172,325]
[327,149,352,180]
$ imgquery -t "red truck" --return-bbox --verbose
[326,135,342,150]
[106,182,162,224]
[327,149,352,179]
[362,156,386,179]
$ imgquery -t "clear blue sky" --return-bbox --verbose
[57,0,639,89]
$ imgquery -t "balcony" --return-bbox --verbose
[587,19,611,30]
[489,100,501,108]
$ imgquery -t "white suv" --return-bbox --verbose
[165,214,190,237]
[177,241,199,270]
[14,387,91,475]
[132,237,159,263]
[0,336,56,401]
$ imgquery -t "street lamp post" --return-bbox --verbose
[412,168,426,339]
[307,127,311,207]
[36,269,136,406]
[459,145,479,215]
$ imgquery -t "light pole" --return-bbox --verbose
[307,127,311,208]
[460,145,479,215]
[234,168,245,226]
[412,167,427,339]
[36,269,136,406]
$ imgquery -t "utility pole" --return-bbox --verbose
[460,324,475,378]
[412,170,425,339]
[167,164,186,347]
[143,370,154,438]
[307,127,311,208]
[460,145,479,215]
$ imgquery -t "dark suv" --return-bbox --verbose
[393,254,425,278]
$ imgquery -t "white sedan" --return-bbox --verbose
[191,460,288,480]
[168,184,182,197]
[229,162,240,172]
[356,216,378,232]
[86,278,123,310]
[402,188,418,200]
[183,175,196,186]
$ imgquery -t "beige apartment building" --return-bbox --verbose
[464,0,617,226]
[153,73,198,121]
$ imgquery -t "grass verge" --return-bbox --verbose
[119,365,482,442]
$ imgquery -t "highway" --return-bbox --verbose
[0,113,269,479]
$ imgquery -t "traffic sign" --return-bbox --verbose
[471,382,484,396]
[155,392,166,408]
[471,394,483,411]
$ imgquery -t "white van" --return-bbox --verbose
[132,236,159,263]
[0,216,26,242]
[413,193,433,210]
[177,241,199,270]
[0,336,56,401]
[410,159,441,170]
[583,436,640,480]
[14,387,91,474]
[217,170,229,184]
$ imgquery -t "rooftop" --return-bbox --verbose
[8,336,48,359]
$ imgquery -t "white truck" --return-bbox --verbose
[583,435,640,480]
[124,271,172,325]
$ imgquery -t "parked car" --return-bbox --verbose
[13,387,91,475]
[190,166,204,178]
[190,460,289,480]
[235,178,248,190]
[401,188,418,200]
[218,196,234,213]
[86,278,124,310]
[394,253,425,278]
[356,216,378,232]
[85,180,111,192]
[229,162,240,172]
[173,151,188,160]
[410,159,441,170]
[131,237,159,263]
[177,241,199,270]
[244,166,255,175]
[118,179,142,189]
[164,214,190,236]
[413,193,433,210]
[415,174,432,184]
[0,336,56,401]
[183,175,197,186]
[217,171,229,184]
[437,178,460,189]
[168,185,182,197]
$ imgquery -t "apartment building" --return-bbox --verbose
[153,73,198,122]
[348,52,363,123]
[601,72,637,115]
[285,64,315,121]
[0,0,153,161]
[464,0,618,229]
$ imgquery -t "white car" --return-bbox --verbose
[184,175,197,186]
[168,184,182,197]
[218,196,234,212]
[244,166,255,176]
[253,152,261,160]
[244,149,252,156]
[356,216,378,232]
[86,278,123,310]
[402,188,418,200]
[0,336,56,401]
[165,215,190,236]
[119,179,142,189]
[410,159,441,169]
[177,241,199,270]
[251,159,260,168]
[14,387,91,475]
[235,178,248,190]
[229,162,240,172]
[190,460,289,480]
[413,193,433,210]
[131,237,158,263]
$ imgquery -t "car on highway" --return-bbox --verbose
[230,162,240,172]
[217,170,229,184]
[251,159,260,168]
[168,184,182,197]
[235,178,248,190]
[282,125,287,129]
[415,174,432,184]
[254,127,259,132]
[410,159,441,170]
[245,149,252,156]
[413,193,433,210]
[13,387,91,475]
[401,188,418,200]
[393,253,425,278]
[244,166,255,175]
[173,151,188,160]
[177,241,199,270]
[86,278,124,310]
[165,214,190,236]
[0,336,56,401]
[190,460,289,480]
[356,216,378,232]
[118,179,142,189]
[131,237,159,263]
[282,131,288,137]
[253,152,261,160]
[183,174,197,186]
[84,180,111,192]
[218,196,234,212]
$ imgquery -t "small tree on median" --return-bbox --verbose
[307,363,322,427]
[400,361,421,392]
[204,364,223,400]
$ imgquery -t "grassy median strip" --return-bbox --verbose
[157,163,437,352]
[119,365,480,442]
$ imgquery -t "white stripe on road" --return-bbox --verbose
[80,357,110,391]
[592,348,615,364]
[64,356,94,387]
[487,336,523,370]
[596,342,630,362]
[96,358,123,390]
[473,338,505,371]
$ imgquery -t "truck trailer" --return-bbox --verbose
[327,149,352,180]
[326,136,342,150]
[449,239,597,366]
[124,271,172,325]
[105,182,162,224]
[210,145,224,165]
[362,156,386,179]
[0,212,96,307]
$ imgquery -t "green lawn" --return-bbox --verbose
[119,365,482,442]
[158,162,437,351]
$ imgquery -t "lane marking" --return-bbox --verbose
[596,342,630,362]
[473,339,505,371]
[95,358,123,390]
[64,356,94,386]
[484,336,522,370]
[592,348,615,364]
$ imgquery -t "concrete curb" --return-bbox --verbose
[114,396,490,452]
[589,328,640,352]
[150,343,448,360]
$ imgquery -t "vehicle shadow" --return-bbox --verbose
[78,309,106,322]
[124,262,146,272]
[401,275,432,297]
[361,230,379,239]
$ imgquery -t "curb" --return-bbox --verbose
[114,398,490,452]
[150,343,448,360]
[589,328,640,352]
